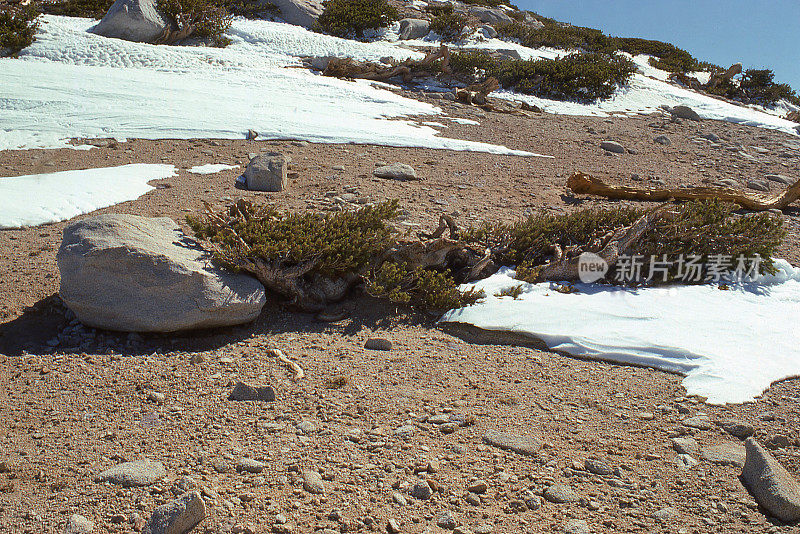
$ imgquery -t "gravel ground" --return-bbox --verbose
[1,99,800,534]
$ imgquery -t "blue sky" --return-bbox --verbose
[519,0,800,91]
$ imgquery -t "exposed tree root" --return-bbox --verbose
[567,172,800,211]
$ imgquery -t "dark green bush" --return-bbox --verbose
[429,12,468,41]
[424,3,453,16]
[316,0,398,38]
[706,68,800,106]
[368,262,484,311]
[157,0,233,43]
[497,20,609,52]
[463,201,785,284]
[606,37,698,73]
[0,6,39,55]
[450,50,636,101]
[41,0,114,19]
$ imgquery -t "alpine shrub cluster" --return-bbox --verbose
[0,6,39,55]
[316,0,398,38]
[450,50,636,101]
[428,11,468,41]
[156,0,233,44]
[707,68,800,106]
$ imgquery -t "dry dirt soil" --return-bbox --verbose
[1,95,800,534]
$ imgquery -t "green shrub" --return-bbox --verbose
[157,0,233,44]
[429,12,468,41]
[41,0,114,19]
[0,6,39,55]
[368,262,484,311]
[460,0,512,6]
[218,0,279,19]
[316,0,398,38]
[706,68,800,106]
[606,37,698,73]
[462,201,785,284]
[497,20,609,52]
[450,50,636,101]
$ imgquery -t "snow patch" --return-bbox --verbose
[0,164,176,229]
[188,163,239,174]
[441,262,800,404]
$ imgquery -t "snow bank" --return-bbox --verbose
[188,164,239,174]
[0,164,176,229]
[441,262,800,404]
[0,16,542,156]
[495,54,799,136]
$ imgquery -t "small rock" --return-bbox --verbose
[482,431,541,456]
[672,437,700,456]
[670,105,701,121]
[64,514,94,534]
[765,174,795,185]
[236,458,264,474]
[675,454,698,470]
[766,434,794,449]
[682,416,712,430]
[746,179,770,192]
[563,520,589,534]
[392,492,407,506]
[436,511,457,530]
[387,518,402,534]
[143,491,206,534]
[716,419,755,439]
[365,338,392,351]
[302,469,326,494]
[410,480,432,500]
[147,391,166,404]
[297,420,317,433]
[653,507,681,522]
[373,163,417,181]
[584,458,613,476]
[600,140,625,154]
[653,135,671,145]
[544,484,579,503]
[243,153,287,192]
[95,460,167,487]
[228,381,275,402]
[701,443,746,467]
[467,480,488,494]
[741,437,800,522]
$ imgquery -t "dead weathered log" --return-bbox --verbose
[531,206,669,282]
[567,172,800,211]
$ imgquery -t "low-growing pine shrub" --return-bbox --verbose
[0,6,39,55]
[706,68,800,106]
[368,262,484,311]
[450,50,636,101]
[316,0,398,38]
[157,0,233,43]
[429,12,468,41]
[41,0,114,19]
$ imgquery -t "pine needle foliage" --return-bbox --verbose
[450,50,636,101]
[0,6,39,55]
[316,0,398,38]
[429,12,468,41]
[157,0,233,43]
[41,0,114,19]
[367,262,485,311]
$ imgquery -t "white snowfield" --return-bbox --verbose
[188,163,239,174]
[441,261,800,404]
[0,16,542,156]
[0,164,176,229]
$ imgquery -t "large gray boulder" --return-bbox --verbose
[244,153,288,191]
[742,437,800,522]
[398,18,430,40]
[92,0,172,43]
[57,214,266,332]
[468,6,513,25]
[270,0,324,28]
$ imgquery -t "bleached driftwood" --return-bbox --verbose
[567,172,800,211]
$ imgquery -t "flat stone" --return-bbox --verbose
[302,469,325,494]
[373,163,417,181]
[675,454,698,470]
[544,484,579,504]
[482,431,541,456]
[584,458,613,476]
[747,179,770,192]
[236,458,264,474]
[670,105,701,121]
[653,135,671,145]
[742,437,800,522]
[143,491,206,534]
[64,514,94,534]
[228,381,275,402]
[766,174,795,185]
[95,460,167,487]
[653,506,681,522]
[701,443,746,467]
[682,416,712,430]
[672,437,700,456]
[364,338,392,351]
[563,520,589,534]
[716,418,755,439]
[600,140,625,154]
